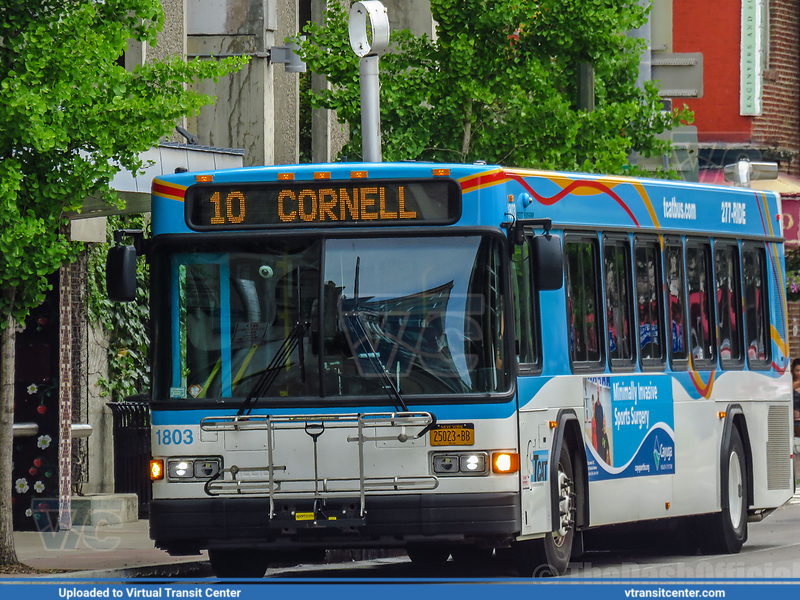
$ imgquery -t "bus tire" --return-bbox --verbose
[208,548,269,578]
[701,427,748,555]
[515,445,575,577]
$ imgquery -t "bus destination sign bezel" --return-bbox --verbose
[185,177,462,230]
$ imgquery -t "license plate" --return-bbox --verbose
[430,424,474,446]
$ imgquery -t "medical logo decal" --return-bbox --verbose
[583,376,675,481]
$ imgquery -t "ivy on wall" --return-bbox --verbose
[87,214,150,401]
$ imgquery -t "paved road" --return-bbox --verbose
[262,492,800,579]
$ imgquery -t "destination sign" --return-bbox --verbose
[186,178,460,230]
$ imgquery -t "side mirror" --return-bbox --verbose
[107,245,138,302]
[531,234,563,291]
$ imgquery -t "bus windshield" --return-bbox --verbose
[163,235,509,403]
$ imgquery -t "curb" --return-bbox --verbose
[39,561,213,580]
[33,550,405,579]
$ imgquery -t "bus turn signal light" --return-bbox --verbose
[150,459,164,480]
[492,452,520,474]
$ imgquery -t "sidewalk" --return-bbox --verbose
[11,519,211,579]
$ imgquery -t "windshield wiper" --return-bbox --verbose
[237,266,309,416]
[342,256,408,413]
[341,311,408,412]
[236,320,310,416]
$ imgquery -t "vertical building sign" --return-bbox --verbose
[740,0,763,115]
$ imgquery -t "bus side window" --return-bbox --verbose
[565,235,603,369]
[603,238,635,369]
[634,239,665,369]
[512,239,540,370]
[714,243,743,368]
[742,244,771,368]
[664,242,689,368]
[686,241,716,369]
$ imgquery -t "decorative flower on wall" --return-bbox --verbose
[33,481,45,493]
[15,479,29,494]
[36,435,52,450]
[26,384,38,395]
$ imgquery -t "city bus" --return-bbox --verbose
[107,161,794,578]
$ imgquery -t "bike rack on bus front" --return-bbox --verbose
[199,412,439,525]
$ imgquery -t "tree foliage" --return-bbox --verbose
[0,0,245,564]
[0,0,245,327]
[88,215,151,402]
[295,0,692,173]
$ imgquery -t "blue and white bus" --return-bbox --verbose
[108,162,793,577]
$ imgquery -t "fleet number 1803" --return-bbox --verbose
[155,428,194,445]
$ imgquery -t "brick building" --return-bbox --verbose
[668,0,800,177]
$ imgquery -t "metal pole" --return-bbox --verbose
[349,1,389,163]
[360,55,382,162]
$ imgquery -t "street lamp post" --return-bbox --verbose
[348,1,390,163]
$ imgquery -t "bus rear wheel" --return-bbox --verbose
[515,445,575,577]
[700,427,748,555]
[208,548,269,578]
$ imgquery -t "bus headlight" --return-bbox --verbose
[432,452,488,476]
[194,460,221,478]
[166,457,222,481]
[168,460,193,478]
[460,454,485,472]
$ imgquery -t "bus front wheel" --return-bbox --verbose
[515,444,576,577]
[208,548,269,578]
[700,427,748,555]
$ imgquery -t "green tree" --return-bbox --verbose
[296,0,691,172]
[0,0,245,565]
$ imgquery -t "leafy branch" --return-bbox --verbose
[87,215,151,401]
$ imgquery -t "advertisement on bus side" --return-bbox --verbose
[583,376,674,481]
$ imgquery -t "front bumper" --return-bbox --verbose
[151,493,521,554]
